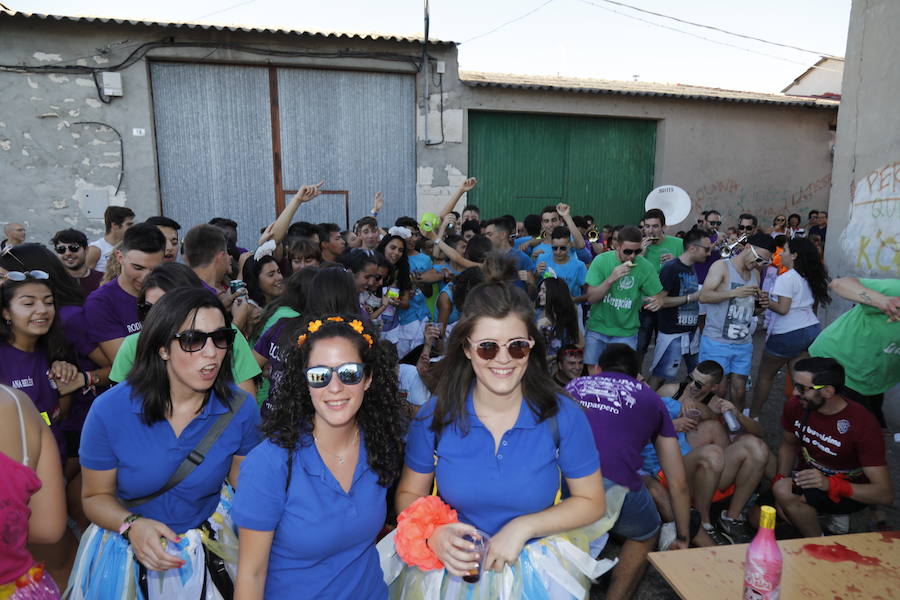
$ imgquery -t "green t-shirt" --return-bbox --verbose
[254,306,300,405]
[643,235,684,273]
[809,277,900,395]
[586,251,663,337]
[109,324,262,384]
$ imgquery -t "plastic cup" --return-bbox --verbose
[461,530,491,583]
[685,408,702,421]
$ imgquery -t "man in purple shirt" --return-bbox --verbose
[84,222,165,363]
[566,344,692,600]
[183,224,231,295]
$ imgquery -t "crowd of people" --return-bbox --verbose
[0,178,896,600]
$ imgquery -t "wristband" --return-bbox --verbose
[826,475,853,503]
[771,473,785,485]
[370,209,379,217]
[395,496,458,571]
[118,513,142,540]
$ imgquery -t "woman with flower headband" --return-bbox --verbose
[386,282,609,599]
[232,315,406,599]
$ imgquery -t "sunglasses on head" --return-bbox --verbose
[793,382,825,394]
[55,244,82,254]
[0,270,49,282]
[750,246,771,265]
[305,362,365,388]
[561,348,583,358]
[621,248,642,256]
[469,338,534,360]
[738,225,755,231]
[172,327,235,353]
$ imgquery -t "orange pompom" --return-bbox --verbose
[395,496,458,571]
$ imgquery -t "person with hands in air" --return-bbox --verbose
[388,282,607,599]
[437,178,478,223]
[70,287,260,599]
[527,204,589,265]
[583,226,665,371]
[772,357,892,537]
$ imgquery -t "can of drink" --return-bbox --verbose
[229,280,246,293]
[723,409,741,433]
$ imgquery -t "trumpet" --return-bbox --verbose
[587,227,601,243]
[718,235,748,258]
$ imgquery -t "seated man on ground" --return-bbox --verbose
[648,360,769,544]
[773,357,893,537]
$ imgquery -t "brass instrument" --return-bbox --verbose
[587,227,601,243]
[718,235,747,258]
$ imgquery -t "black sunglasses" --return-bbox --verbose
[137,301,154,321]
[172,328,235,353]
[738,225,755,231]
[469,338,534,360]
[686,375,706,391]
[0,270,49,282]
[305,362,366,388]
[551,245,568,252]
[707,220,722,227]
[55,244,82,254]
[621,248,642,256]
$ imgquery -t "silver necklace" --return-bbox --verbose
[314,429,359,465]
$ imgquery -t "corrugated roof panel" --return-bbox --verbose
[0,9,454,46]
[460,70,839,108]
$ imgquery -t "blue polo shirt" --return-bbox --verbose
[79,381,260,533]
[406,393,600,536]
[232,436,387,600]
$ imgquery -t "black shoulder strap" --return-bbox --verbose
[123,394,247,508]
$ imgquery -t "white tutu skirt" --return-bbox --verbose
[63,486,237,600]
[378,485,627,600]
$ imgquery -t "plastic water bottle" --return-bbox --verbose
[743,505,781,599]
[723,409,741,433]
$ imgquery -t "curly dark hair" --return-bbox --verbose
[429,282,559,435]
[262,315,407,487]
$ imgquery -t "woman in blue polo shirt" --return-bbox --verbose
[232,314,406,599]
[69,287,260,599]
[390,282,607,598]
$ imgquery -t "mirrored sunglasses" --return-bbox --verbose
[305,362,366,388]
[172,327,235,353]
[470,338,534,360]
[0,270,50,282]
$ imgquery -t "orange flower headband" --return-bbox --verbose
[297,316,374,348]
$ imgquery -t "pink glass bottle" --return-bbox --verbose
[743,505,782,599]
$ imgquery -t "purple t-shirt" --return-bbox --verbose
[694,232,720,284]
[57,305,100,434]
[84,278,141,344]
[253,318,292,416]
[0,342,64,455]
[77,270,104,298]
[566,371,675,490]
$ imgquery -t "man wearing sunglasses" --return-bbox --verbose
[535,226,587,303]
[51,228,103,296]
[693,210,722,285]
[773,357,891,537]
[698,233,775,412]
[736,213,758,239]
[584,226,665,371]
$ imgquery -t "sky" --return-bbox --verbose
[10,0,852,93]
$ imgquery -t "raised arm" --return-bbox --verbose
[267,181,324,247]
[437,178,477,220]
[557,203,585,250]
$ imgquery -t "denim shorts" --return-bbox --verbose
[604,477,661,542]
[699,336,752,377]
[764,323,821,359]
[585,331,638,365]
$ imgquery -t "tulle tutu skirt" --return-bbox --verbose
[64,486,237,600]
[1,564,60,600]
[378,484,628,600]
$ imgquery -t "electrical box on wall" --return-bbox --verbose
[101,72,123,96]
[79,189,110,219]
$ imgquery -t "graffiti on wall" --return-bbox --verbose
[692,174,831,227]
[841,161,900,275]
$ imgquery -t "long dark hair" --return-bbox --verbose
[241,255,282,306]
[539,278,580,344]
[0,277,74,364]
[263,315,406,487]
[252,267,318,341]
[129,288,235,424]
[375,235,411,292]
[785,237,831,308]
[0,243,85,306]
[452,267,485,312]
[429,282,559,435]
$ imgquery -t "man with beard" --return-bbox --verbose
[51,228,103,296]
[772,357,892,537]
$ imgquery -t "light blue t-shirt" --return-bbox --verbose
[542,257,587,299]
[406,392,600,536]
[232,437,388,600]
[79,382,260,532]
[400,253,434,324]
[640,396,691,474]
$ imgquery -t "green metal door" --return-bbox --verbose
[467,111,656,225]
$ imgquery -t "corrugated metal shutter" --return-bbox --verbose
[277,68,416,229]
[468,111,656,225]
[150,63,275,251]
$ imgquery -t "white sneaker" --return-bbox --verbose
[821,513,850,535]
[658,521,677,551]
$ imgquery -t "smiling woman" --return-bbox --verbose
[67,287,260,600]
